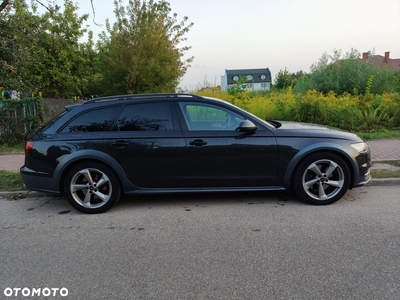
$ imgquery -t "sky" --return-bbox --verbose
[77,0,400,91]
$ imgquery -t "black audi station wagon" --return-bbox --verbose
[21,93,371,213]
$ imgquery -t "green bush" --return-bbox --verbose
[293,56,400,96]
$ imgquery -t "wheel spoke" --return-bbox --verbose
[303,177,320,189]
[308,163,323,176]
[83,191,92,206]
[318,182,328,200]
[81,169,94,185]
[71,183,88,192]
[325,161,339,177]
[325,180,343,188]
[96,177,108,189]
[93,190,110,202]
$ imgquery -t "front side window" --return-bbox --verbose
[179,102,244,131]
[114,103,174,131]
[61,106,120,133]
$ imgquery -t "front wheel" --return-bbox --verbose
[64,162,121,214]
[292,152,351,205]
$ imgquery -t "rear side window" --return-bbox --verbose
[61,106,120,133]
[113,103,174,131]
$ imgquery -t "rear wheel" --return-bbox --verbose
[64,162,121,214]
[293,152,350,205]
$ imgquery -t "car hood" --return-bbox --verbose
[277,121,340,130]
[270,120,363,141]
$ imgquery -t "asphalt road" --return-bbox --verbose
[1,187,399,300]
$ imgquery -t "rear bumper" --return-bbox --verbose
[20,166,61,194]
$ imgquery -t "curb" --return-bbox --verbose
[0,191,58,200]
[366,178,400,187]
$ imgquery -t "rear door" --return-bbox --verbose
[105,102,188,188]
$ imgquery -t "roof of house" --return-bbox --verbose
[225,68,271,84]
[362,52,400,72]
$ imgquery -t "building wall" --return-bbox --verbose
[225,82,271,92]
[222,68,272,92]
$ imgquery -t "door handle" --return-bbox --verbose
[189,139,208,146]
[111,140,129,149]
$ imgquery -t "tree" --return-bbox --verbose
[29,0,98,98]
[295,48,399,95]
[0,0,99,98]
[1,0,100,28]
[291,70,307,80]
[0,0,43,92]
[95,0,194,95]
[0,0,11,13]
[310,48,360,73]
[0,0,100,97]
[227,76,247,95]
[274,68,292,90]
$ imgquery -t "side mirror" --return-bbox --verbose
[237,120,257,132]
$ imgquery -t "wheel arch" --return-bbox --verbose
[53,150,136,194]
[283,143,357,190]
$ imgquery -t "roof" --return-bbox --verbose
[83,93,202,104]
[362,52,400,72]
[225,68,272,84]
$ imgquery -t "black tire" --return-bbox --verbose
[292,152,350,205]
[64,162,121,214]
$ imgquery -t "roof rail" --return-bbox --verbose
[83,93,203,104]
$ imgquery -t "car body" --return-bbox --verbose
[21,93,371,213]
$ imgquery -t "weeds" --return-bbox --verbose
[197,90,400,133]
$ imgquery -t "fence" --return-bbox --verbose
[0,97,46,144]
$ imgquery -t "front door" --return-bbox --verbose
[177,101,278,188]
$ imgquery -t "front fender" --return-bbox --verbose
[283,142,358,189]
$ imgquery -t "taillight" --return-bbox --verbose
[25,141,34,153]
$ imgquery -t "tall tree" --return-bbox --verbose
[1,0,99,97]
[96,0,194,95]
[0,0,42,91]
[27,0,99,98]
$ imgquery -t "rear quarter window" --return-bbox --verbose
[60,106,121,133]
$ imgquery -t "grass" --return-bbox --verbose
[370,160,400,179]
[355,130,400,141]
[0,170,26,192]
[0,143,25,154]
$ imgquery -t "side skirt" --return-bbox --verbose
[124,186,287,195]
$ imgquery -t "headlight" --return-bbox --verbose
[351,142,369,153]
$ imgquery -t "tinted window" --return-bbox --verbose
[114,103,173,131]
[61,106,120,133]
[179,102,244,131]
